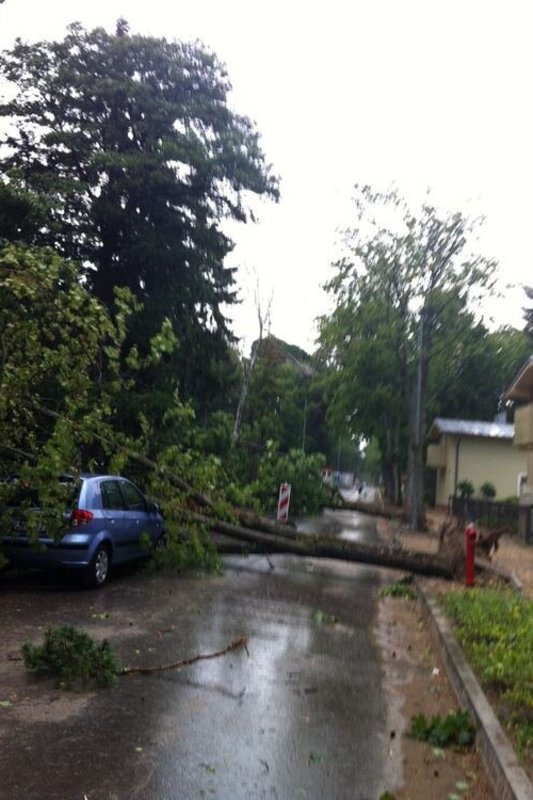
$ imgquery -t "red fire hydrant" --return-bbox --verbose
[465,523,477,587]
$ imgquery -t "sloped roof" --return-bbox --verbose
[428,417,514,441]
[506,356,533,402]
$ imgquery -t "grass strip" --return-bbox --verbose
[441,588,533,752]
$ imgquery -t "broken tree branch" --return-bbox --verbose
[120,635,249,676]
[33,403,216,511]
[0,444,38,463]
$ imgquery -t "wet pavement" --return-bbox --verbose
[0,511,393,799]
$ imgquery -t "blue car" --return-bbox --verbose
[0,474,165,588]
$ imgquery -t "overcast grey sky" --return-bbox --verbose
[1,0,531,352]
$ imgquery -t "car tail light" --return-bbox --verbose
[70,508,94,527]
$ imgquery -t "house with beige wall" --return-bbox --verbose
[505,356,533,498]
[426,417,527,508]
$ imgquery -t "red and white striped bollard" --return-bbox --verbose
[277,483,291,523]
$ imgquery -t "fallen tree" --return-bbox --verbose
[14,405,462,581]
[331,498,393,518]
[189,511,456,579]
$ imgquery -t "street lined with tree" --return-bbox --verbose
[0,19,531,571]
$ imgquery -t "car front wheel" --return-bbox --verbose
[83,543,111,589]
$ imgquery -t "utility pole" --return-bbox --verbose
[411,310,424,531]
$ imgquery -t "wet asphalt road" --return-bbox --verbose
[0,511,392,800]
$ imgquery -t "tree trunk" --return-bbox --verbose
[191,511,456,579]
[382,416,403,506]
[382,457,396,507]
[232,339,259,445]
[232,290,271,445]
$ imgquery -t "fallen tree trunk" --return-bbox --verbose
[191,512,455,579]
[333,497,400,519]
[237,509,297,535]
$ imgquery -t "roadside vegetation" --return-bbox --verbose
[379,576,417,599]
[442,589,533,756]
[409,710,476,748]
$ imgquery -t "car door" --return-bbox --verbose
[117,479,153,559]
[100,479,130,563]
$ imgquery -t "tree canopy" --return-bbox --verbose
[0,20,278,406]
[0,242,136,492]
[318,186,498,524]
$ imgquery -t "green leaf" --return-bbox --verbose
[313,610,337,625]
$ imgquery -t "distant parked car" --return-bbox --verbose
[0,474,165,588]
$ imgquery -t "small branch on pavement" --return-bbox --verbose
[120,635,249,676]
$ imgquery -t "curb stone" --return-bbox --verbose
[417,582,533,800]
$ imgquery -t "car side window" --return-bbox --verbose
[119,481,147,512]
[101,480,124,511]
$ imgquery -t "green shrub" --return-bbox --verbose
[409,710,475,747]
[457,479,474,499]
[480,481,496,499]
[22,624,120,688]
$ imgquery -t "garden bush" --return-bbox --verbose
[480,481,496,499]
[457,479,474,499]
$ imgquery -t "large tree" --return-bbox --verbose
[319,186,496,527]
[0,20,278,406]
[317,253,408,504]
[524,286,533,341]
